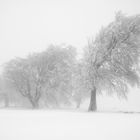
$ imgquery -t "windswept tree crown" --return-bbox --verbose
[86,12,140,97]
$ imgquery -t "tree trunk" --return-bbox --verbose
[4,96,9,108]
[30,100,39,109]
[28,96,39,109]
[88,87,97,111]
[3,94,9,108]
[76,99,81,109]
[27,93,40,109]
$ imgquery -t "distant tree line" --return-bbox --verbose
[0,12,140,111]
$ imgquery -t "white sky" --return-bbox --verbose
[0,0,140,66]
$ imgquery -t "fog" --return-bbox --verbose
[0,0,140,111]
[0,0,140,65]
[0,1,140,140]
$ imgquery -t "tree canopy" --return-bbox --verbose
[85,12,140,111]
[4,45,77,108]
[1,12,140,111]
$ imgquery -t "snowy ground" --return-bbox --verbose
[0,109,140,140]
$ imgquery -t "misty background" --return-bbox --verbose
[0,0,140,111]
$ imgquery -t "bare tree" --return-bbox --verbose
[85,12,140,111]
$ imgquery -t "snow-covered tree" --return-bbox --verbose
[43,45,77,107]
[72,60,90,108]
[4,57,44,108]
[85,12,140,111]
[4,45,76,108]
